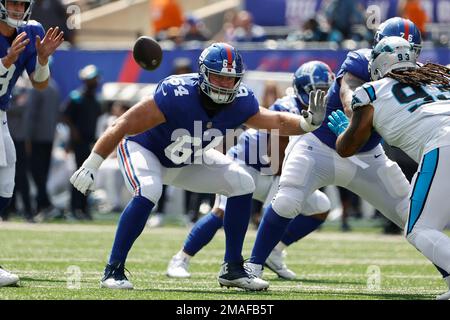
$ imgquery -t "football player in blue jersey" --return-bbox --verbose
[245,17,450,293]
[70,42,329,291]
[166,61,334,280]
[0,0,64,287]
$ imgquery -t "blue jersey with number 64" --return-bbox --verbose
[0,20,45,111]
[127,73,260,168]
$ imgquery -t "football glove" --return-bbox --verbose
[70,152,104,195]
[327,110,349,136]
[299,89,328,132]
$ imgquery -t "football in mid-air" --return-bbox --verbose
[132,36,162,71]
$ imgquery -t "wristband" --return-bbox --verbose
[33,57,50,82]
[82,152,104,170]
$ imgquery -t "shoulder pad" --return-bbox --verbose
[351,84,376,111]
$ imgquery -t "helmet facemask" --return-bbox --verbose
[0,0,33,28]
[199,64,243,104]
[369,36,417,81]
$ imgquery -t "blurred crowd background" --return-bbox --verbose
[1,0,448,234]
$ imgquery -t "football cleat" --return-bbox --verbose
[100,262,133,290]
[265,249,297,280]
[166,255,191,278]
[436,290,450,300]
[0,266,19,287]
[218,261,269,291]
[244,262,263,278]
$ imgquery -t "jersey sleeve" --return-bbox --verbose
[337,50,370,82]
[351,84,377,111]
[25,22,46,76]
[153,77,177,121]
[237,85,259,121]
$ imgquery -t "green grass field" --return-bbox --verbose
[0,219,447,300]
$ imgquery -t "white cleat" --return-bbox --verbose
[244,262,264,278]
[166,255,191,278]
[265,249,296,280]
[0,267,19,287]
[100,278,134,290]
[100,263,134,290]
[218,262,269,291]
[436,290,450,300]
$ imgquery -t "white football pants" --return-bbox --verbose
[272,133,410,225]
[117,139,255,204]
[0,111,16,198]
[406,146,450,274]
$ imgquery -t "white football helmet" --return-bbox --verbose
[0,0,34,28]
[369,36,417,81]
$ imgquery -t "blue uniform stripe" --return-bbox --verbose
[117,143,135,191]
[363,85,376,102]
[407,148,439,234]
[123,140,141,196]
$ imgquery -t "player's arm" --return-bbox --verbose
[30,27,64,90]
[245,90,328,135]
[70,98,166,194]
[94,97,165,158]
[339,72,365,116]
[335,105,374,157]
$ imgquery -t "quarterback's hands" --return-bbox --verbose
[36,27,64,65]
[300,90,328,132]
[69,153,104,195]
[2,32,30,68]
[327,110,349,136]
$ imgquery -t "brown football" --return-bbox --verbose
[132,36,163,71]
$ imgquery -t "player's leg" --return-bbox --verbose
[248,134,333,274]
[167,165,272,279]
[403,147,450,300]
[266,190,331,279]
[0,114,19,287]
[170,149,268,290]
[167,195,225,278]
[343,144,450,295]
[101,140,164,289]
[341,145,410,228]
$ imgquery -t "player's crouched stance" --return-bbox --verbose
[328,37,450,300]
[69,43,328,291]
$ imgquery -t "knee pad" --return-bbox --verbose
[302,190,331,216]
[139,179,163,205]
[272,187,306,219]
[224,164,255,197]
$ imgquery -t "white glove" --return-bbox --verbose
[299,89,328,132]
[70,152,104,195]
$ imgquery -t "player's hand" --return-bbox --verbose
[299,89,328,132]
[2,32,30,68]
[327,110,349,136]
[70,166,97,195]
[36,27,64,65]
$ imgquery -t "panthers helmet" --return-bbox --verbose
[374,17,422,57]
[198,42,244,104]
[369,36,416,81]
[293,61,334,106]
[0,0,34,28]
